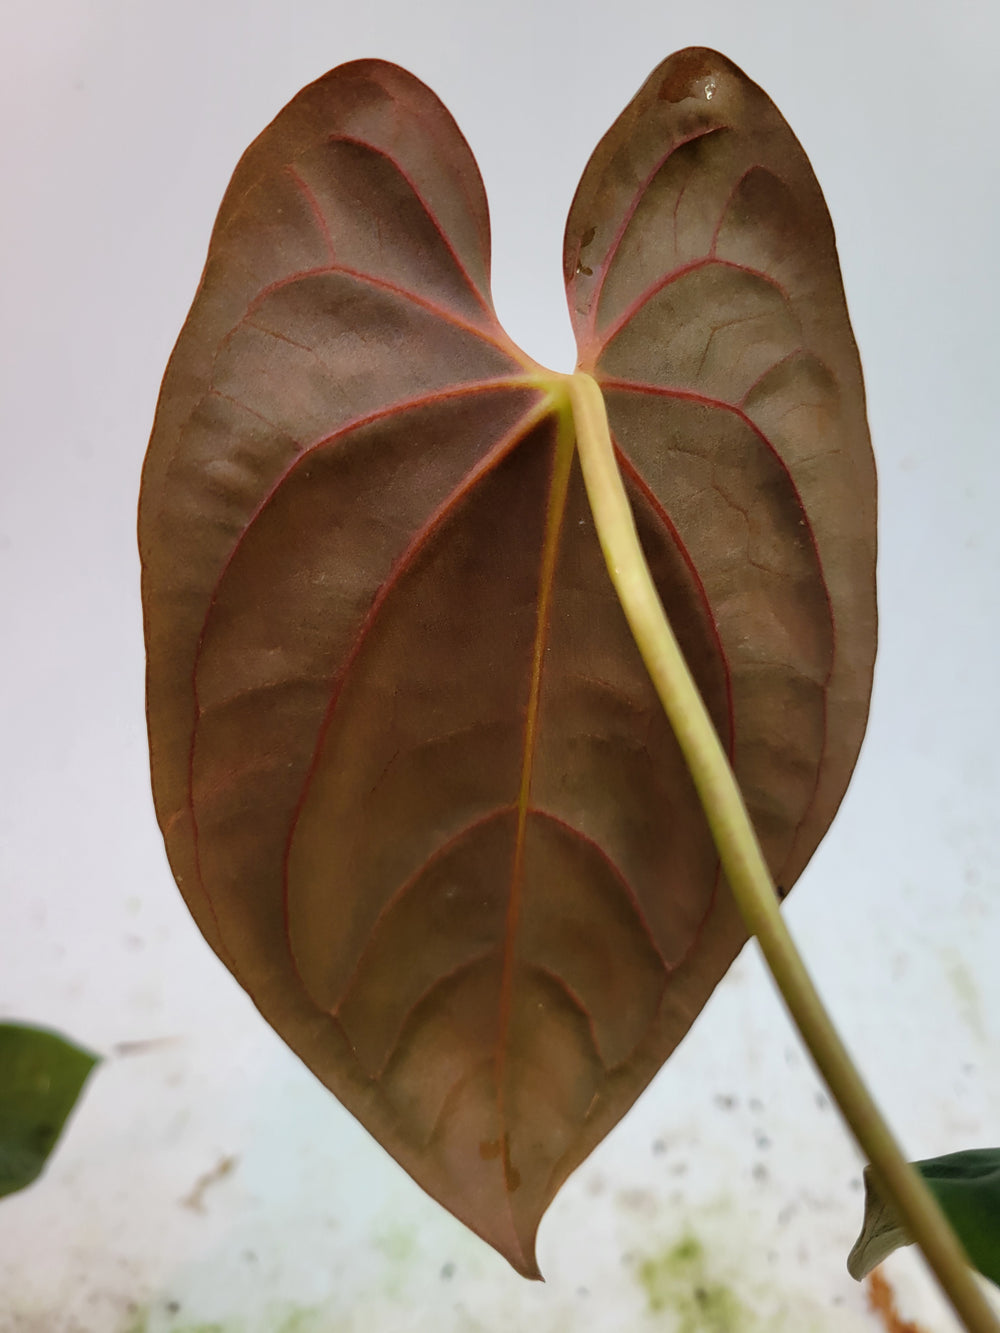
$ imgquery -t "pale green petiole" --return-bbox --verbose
[565,370,1000,1333]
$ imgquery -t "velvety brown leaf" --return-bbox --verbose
[140,50,875,1277]
[565,48,877,890]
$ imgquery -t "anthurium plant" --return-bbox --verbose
[139,47,997,1331]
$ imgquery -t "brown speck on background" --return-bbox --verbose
[866,1268,931,1333]
[180,1153,238,1212]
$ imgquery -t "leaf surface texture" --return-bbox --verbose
[140,50,876,1274]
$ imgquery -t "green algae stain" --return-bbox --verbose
[373,1222,417,1264]
[169,1310,325,1333]
[942,947,985,1040]
[371,1220,419,1302]
[274,1310,326,1333]
[637,1233,750,1331]
[117,1301,340,1333]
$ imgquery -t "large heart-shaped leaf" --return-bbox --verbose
[139,50,876,1275]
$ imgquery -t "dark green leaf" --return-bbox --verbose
[848,1149,1000,1286]
[0,1022,99,1198]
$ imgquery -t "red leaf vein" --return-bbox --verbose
[580,124,729,345]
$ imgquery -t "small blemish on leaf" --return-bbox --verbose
[658,52,719,104]
[478,1135,521,1188]
[580,226,596,248]
[502,1134,521,1191]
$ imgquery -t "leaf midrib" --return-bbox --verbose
[494,403,576,1133]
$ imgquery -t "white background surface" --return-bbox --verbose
[2,2,999,1330]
